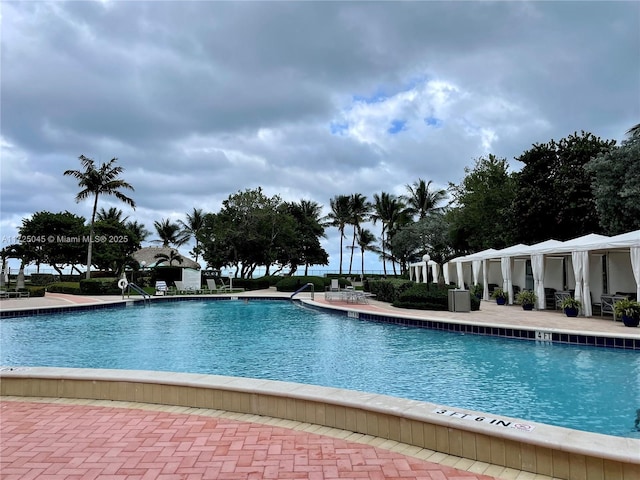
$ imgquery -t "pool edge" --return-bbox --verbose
[1,367,638,480]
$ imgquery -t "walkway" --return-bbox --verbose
[3,289,638,480]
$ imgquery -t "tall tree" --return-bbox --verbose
[586,129,640,234]
[347,193,371,274]
[371,192,409,276]
[447,154,516,253]
[154,219,190,248]
[96,207,129,224]
[64,155,135,278]
[511,132,615,243]
[286,200,329,275]
[18,211,88,275]
[404,179,447,220]
[324,195,351,275]
[178,208,206,262]
[356,227,377,278]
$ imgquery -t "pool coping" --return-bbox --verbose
[2,293,640,479]
[1,366,638,480]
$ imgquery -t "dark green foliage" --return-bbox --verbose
[470,294,480,311]
[29,274,56,286]
[25,286,46,297]
[368,279,414,303]
[511,132,614,243]
[79,278,120,295]
[447,155,516,252]
[47,282,82,295]
[392,283,454,310]
[585,135,640,235]
[231,277,272,291]
[275,276,327,292]
[470,283,483,299]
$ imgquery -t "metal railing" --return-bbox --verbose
[290,282,314,300]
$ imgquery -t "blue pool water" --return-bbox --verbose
[1,300,639,438]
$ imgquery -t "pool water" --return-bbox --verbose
[2,300,639,438]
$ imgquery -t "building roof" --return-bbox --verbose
[132,247,201,270]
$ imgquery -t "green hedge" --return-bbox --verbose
[390,283,481,311]
[368,279,415,303]
[79,278,120,295]
[275,276,327,292]
[25,286,46,297]
[392,283,451,310]
[29,274,56,286]
[232,277,272,290]
[47,282,82,295]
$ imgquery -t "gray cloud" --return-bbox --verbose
[2,0,638,272]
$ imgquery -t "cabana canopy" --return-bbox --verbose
[448,230,640,314]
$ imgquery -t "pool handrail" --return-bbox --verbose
[290,282,314,300]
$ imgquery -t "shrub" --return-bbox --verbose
[232,277,272,291]
[275,276,327,292]
[470,294,481,311]
[23,286,46,297]
[368,279,415,303]
[470,283,483,299]
[515,290,537,306]
[392,283,453,310]
[47,282,82,295]
[29,274,56,286]
[79,278,120,295]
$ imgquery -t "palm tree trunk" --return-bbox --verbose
[338,228,344,275]
[348,227,356,274]
[86,194,99,279]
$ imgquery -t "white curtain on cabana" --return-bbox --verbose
[443,262,450,285]
[423,263,429,283]
[409,267,414,281]
[571,251,584,305]
[501,257,513,304]
[531,253,545,310]
[456,261,464,289]
[429,261,438,283]
[472,260,481,287]
[583,253,592,317]
[572,251,585,315]
[482,259,489,300]
[631,247,640,301]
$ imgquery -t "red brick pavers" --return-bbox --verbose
[1,401,498,480]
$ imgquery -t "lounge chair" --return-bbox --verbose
[155,281,168,296]
[209,278,231,292]
[174,280,196,294]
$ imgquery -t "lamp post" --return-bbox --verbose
[140,261,146,286]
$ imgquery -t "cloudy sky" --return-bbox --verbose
[1,0,639,274]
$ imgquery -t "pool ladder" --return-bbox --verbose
[127,282,151,305]
[290,282,314,300]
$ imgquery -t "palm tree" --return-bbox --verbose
[627,123,640,138]
[324,195,351,275]
[153,219,190,248]
[404,179,447,220]
[125,220,151,245]
[178,208,205,262]
[347,194,371,275]
[64,155,135,278]
[372,192,408,276]
[154,249,184,267]
[96,207,129,223]
[356,227,377,278]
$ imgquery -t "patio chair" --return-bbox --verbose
[209,278,231,292]
[155,281,168,296]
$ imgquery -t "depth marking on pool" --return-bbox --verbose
[433,408,536,432]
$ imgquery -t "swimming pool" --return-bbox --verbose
[2,299,639,438]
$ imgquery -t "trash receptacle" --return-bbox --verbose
[448,289,471,312]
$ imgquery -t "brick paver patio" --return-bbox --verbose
[1,401,498,480]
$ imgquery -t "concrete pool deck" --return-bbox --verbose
[2,290,639,480]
